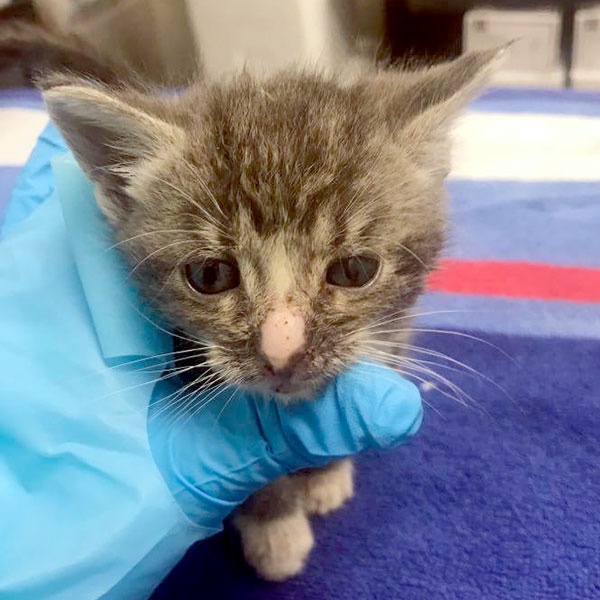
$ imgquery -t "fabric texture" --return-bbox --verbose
[1,87,599,600]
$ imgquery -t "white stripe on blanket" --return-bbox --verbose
[0,109,48,166]
[451,112,600,182]
[2,107,599,184]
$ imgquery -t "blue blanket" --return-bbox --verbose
[2,88,599,599]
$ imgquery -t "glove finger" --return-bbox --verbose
[256,362,423,471]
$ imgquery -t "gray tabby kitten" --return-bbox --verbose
[3,29,499,579]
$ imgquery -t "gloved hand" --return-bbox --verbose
[148,361,422,535]
[0,122,422,600]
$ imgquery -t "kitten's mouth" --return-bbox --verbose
[260,379,320,401]
[264,378,315,399]
[256,359,331,401]
[172,334,331,401]
[172,348,321,401]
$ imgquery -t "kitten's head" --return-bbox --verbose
[42,50,499,399]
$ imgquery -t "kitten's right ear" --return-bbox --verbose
[42,77,184,217]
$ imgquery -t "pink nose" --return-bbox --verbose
[260,305,305,371]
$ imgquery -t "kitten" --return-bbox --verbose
[1,25,499,580]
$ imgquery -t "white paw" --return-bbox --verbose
[303,459,354,515]
[235,510,314,581]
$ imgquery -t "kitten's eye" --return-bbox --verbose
[326,255,379,288]
[184,258,240,294]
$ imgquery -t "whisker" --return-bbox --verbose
[368,341,491,380]
[365,342,515,406]
[167,379,233,430]
[148,173,231,239]
[396,241,428,269]
[148,370,223,422]
[358,356,477,410]
[370,328,517,365]
[129,240,199,275]
[94,364,201,401]
[104,229,200,252]
[96,346,213,375]
[138,352,214,374]
[361,347,477,403]
[349,363,445,418]
[214,385,243,426]
[359,234,429,270]
[351,309,479,335]
[366,344,506,405]
[121,299,210,347]
[187,168,228,221]
[415,329,517,365]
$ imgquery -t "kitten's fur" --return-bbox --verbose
[1,26,500,580]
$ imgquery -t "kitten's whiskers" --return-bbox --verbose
[104,229,200,252]
[129,239,199,275]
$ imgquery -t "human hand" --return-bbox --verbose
[148,361,422,535]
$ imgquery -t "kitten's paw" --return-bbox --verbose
[302,459,354,515]
[235,510,314,581]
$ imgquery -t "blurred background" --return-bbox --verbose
[0,0,598,88]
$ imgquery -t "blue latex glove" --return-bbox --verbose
[0,123,422,600]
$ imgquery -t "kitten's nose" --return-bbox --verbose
[260,304,305,371]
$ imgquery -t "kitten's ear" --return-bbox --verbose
[398,48,504,122]
[377,48,505,174]
[42,78,184,216]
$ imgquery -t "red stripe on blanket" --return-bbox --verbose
[428,260,600,303]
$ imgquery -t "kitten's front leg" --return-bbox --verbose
[234,476,314,581]
[296,458,354,515]
[234,460,354,580]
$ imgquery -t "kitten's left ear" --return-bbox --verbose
[399,48,505,123]
[374,48,506,173]
[41,77,184,219]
